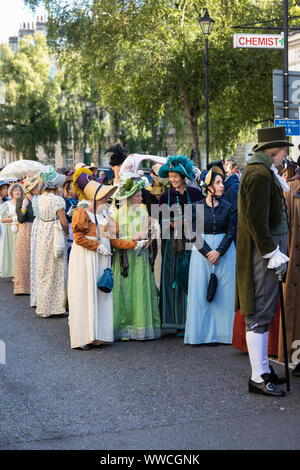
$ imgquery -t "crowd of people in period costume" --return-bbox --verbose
[0,128,300,398]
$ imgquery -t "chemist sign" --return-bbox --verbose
[233,34,284,49]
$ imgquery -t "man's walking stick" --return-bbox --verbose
[278,274,290,392]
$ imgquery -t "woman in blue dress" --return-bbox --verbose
[184,166,237,345]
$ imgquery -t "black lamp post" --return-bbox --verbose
[198,9,215,167]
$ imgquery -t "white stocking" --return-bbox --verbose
[246,331,265,383]
[262,331,271,374]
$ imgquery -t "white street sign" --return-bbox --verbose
[233,33,284,49]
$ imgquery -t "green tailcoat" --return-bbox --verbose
[235,151,283,316]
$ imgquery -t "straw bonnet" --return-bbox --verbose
[151,163,163,177]
[88,162,98,170]
[75,162,87,171]
[24,175,39,194]
[116,173,146,200]
[73,170,117,201]
[201,166,225,195]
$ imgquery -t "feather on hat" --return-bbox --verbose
[105,144,128,166]
[158,155,196,180]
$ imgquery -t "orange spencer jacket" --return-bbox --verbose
[71,206,137,251]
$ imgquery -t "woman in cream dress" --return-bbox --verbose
[68,171,119,350]
[0,183,24,278]
[35,166,69,318]
[30,194,40,307]
[0,181,10,274]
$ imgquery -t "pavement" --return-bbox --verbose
[0,276,300,451]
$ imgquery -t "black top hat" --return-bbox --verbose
[252,126,294,152]
[105,143,127,166]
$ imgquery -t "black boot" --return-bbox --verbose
[269,365,287,384]
[248,374,285,397]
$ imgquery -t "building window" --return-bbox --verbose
[0,151,7,169]
[47,155,56,167]
[64,150,74,168]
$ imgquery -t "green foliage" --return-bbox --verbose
[24,0,300,166]
[0,33,59,159]
[55,57,108,156]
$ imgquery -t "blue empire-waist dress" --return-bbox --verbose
[184,198,237,344]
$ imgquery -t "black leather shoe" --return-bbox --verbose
[248,374,285,397]
[269,365,287,384]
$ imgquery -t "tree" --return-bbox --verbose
[0,33,60,160]
[25,0,299,166]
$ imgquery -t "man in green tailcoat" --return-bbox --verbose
[235,126,292,397]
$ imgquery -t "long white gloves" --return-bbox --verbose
[263,245,289,269]
[67,206,77,218]
[97,243,112,256]
[134,240,149,250]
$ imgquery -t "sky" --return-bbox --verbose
[0,0,47,43]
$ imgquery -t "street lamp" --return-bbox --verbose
[198,9,215,167]
[84,145,91,166]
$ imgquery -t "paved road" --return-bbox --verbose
[0,277,300,450]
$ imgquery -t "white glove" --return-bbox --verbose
[67,206,76,217]
[263,245,289,269]
[97,243,112,256]
[275,263,287,277]
[134,239,149,250]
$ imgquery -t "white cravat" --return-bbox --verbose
[271,163,290,192]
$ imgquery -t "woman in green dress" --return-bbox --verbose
[0,183,24,279]
[112,175,161,341]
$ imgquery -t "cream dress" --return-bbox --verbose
[0,201,18,277]
[36,193,67,317]
[68,208,114,349]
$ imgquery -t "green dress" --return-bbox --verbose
[0,201,18,277]
[112,204,161,341]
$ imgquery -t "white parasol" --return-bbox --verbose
[119,153,201,181]
[0,160,47,180]
[119,154,167,178]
